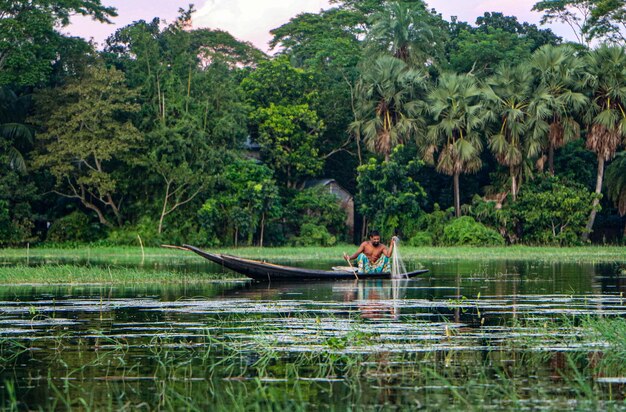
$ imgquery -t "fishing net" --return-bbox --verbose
[391,236,408,279]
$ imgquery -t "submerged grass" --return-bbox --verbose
[0,264,244,284]
[3,313,626,411]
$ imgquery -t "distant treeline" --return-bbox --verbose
[1,0,625,247]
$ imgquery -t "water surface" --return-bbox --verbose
[1,255,625,410]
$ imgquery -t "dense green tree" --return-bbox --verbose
[510,175,597,245]
[241,56,315,109]
[475,12,561,50]
[287,187,347,246]
[198,159,280,247]
[356,145,427,239]
[419,73,486,217]
[351,55,426,161]
[448,27,534,74]
[104,10,250,235]
[581,45,626,240]
[447,12,560,74]
[269,9,362,69]
[32,65,141,227]
[530,44,588,174]
[270,9,364,191]
[0,0,116,86]
[484,64,542,200]
[253,104,324,188]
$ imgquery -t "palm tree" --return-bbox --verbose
[419,72,486,217]
[0,87,33,174]
[484,64,542,201]
[605,151,626,238]
[365,1,444,66]
[350,55,426,161]
[581,45,626,241]
[530,45,588,175]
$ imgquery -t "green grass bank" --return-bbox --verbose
[0,245,624,284]
[1,244,625,262]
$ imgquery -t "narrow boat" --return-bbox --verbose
[182,244,429,281]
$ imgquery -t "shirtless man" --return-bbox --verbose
[343,231,396,274]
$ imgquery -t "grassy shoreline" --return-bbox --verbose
[0,245,623,285]
[1,244,625,262]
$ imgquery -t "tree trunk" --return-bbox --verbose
[549,143,555,176]
[234,227,238,248]
[511,167,517,202]
[361,216,368,241]
[453,172,461,217]
[158,182,170,234]
[82,199,112,228]
[259,213,265,248]
[583,155,605,242]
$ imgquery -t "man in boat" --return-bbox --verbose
[343,231,396,274]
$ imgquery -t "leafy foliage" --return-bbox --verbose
[32,65,141,228]
[0,0,116,86]
[46,211,104,243]
[356,145,427,239]
[442,216,505,246]
[510,175,598,245]
[412,204,455,246]
[198,160,280,247]
[253,104,325,188]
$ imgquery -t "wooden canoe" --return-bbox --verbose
[182,244,429,281]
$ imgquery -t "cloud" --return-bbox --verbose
[193,0,332,51]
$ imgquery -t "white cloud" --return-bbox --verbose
[193,0,332,51]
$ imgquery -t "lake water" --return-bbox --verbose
[1,255,626,410]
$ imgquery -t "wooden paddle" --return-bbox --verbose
[344,254,359,280]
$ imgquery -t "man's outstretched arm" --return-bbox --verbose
[344,243,366,260]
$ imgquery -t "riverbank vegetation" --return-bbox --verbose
[2,0,626,249]
[1,245,625,265]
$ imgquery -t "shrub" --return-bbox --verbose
[510,175,597,245]
[442,216,505,246]
[415,204,455,245]
[292,223,337,247]
[46,211,104,243]
[408,231,433,246]
[104,216,162,246]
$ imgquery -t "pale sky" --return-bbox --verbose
[67,0,576,51]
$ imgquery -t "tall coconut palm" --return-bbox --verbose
[484,64,542,201]
[530,44,588,175]
[365,1,444,66]
[581,45,626,241]
[350,55,427,161]
[605,151,626,237]
[419,72,486,217]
